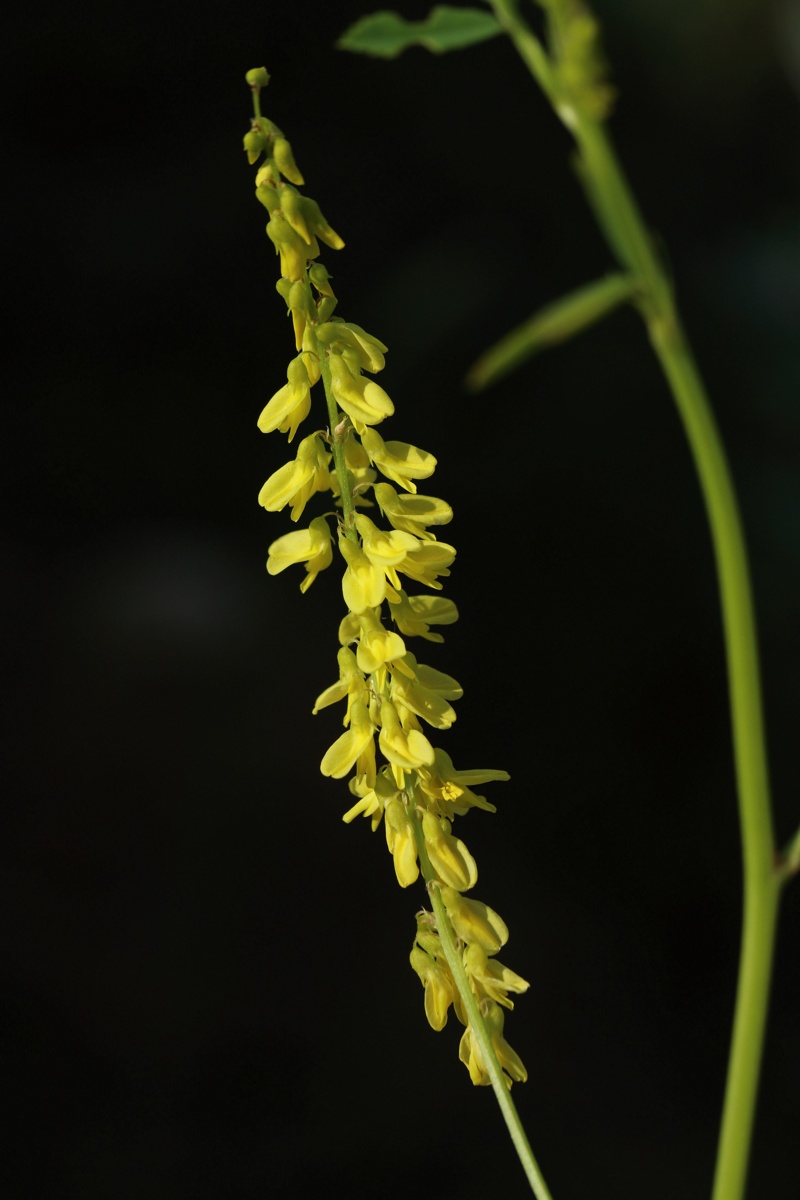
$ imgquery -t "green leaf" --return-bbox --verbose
[465,273,639,391]
[337,6,503,59]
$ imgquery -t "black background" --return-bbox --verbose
[3,1,800,1197]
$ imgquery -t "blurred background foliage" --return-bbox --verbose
[3,0,799,1196]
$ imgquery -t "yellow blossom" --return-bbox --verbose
[320,698,375,779]
[257,355,312,442]
[389,654,462,730]
[410,943,457,1030]
[416,748,508,816]
[440,886,509,955]
[463,943,530,1010]
[458,1001,528,1088]
[378,700,435,771]
[339,533,386,614]
[373,482,453,538]
[387,589,459,643]
[312,646,365,724]
[421,811,478,891]
[257,433,331,521]
[384,796,419,887]
[266,515,332,591]
[360,428,437,493]
[328,352,394,435]
[356,607,407,674]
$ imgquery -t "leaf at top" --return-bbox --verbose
[337,7,503,59]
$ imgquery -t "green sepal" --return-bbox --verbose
[465,272,638,391]
[338,6,502,59]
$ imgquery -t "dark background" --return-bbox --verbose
[3,1,800,1196]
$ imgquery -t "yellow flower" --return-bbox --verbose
[355,513,419,593]
[440,886,509,955]
[312,646,365,724]
[386,589,459,643]
[384,795,419,887]
[266,515,332,591]
[389,654,462,730]
[378,699,435,772]
[355,607,407,674]
[421,811,478,891]
[458,1001,528,1088]
[361,428,437,493]
[416,748,508,816]
[339,533,386,614]
[266,212,319,281]
[409,943,457,1030]
[257,433,331,521]
[257,355,312,442]
[320,698,375,779]
[463,943,530,1010]
[398,540,456,591]
[373,482,453,538]
[328,352,394,435]
[318,320,387,372]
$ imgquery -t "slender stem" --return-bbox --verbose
[319,350,359,542]
[410,805,554,1200]
[488,4,784,1198]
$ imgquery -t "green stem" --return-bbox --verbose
[410,805,554,1200]
[489,4,784,1198]
[319,349,359,543]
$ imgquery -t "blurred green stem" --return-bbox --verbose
[489,3,784,1199]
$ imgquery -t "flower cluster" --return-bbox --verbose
[246,66,529,1086]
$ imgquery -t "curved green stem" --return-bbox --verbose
[488,4,784,1198]
[410,804,554,1200]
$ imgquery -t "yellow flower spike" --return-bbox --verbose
[378,699,435,771]
[356,607,407,674]
[266,514,332,591]
[409,943,457,1031]
[421,810,478,891]
[463,943,530,1010]
[373,482,454,538]
[320,698,376,779]
[385,796,420,887]
[339,533,386,614]
[272,135,305,185]
[257,433,331,521]
[387,589,460,643]
[360,428,437,493]
[440,886,510,956]
[458,1001,528,1088]
[327,352,395,434]
[257,355,312,441]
